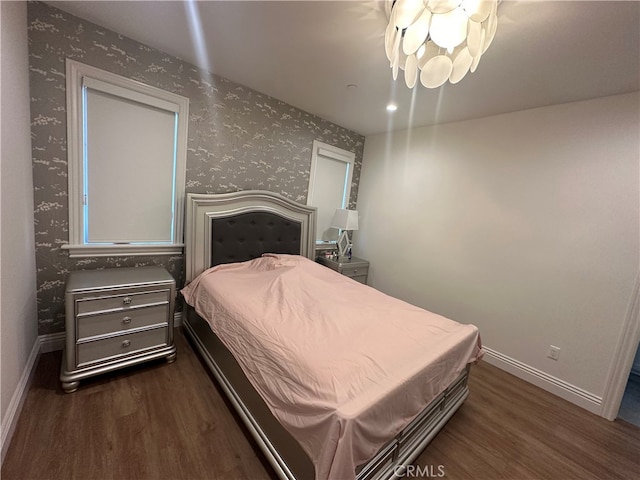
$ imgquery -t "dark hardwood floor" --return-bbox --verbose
[3,328,639,480]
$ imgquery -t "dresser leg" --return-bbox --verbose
[62,380,79,394]
[166,352,177,364]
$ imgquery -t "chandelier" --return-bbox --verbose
[385,0,499,88]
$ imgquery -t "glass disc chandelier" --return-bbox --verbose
[385,0,499,88]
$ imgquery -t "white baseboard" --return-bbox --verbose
[4,330,602,467]
[483,347,602,415]
[1,311,185,465]
[40,331,66,353]
[1,337,40,465]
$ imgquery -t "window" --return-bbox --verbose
[64,60,188,257]
[307,140,355,243]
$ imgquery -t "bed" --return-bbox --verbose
[182,190,483,480]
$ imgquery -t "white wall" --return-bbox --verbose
[1,0,39,462]
[356,93,639,411]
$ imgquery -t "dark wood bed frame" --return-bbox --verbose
[182,190,470,480]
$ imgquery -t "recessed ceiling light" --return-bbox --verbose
[386,103,398,112]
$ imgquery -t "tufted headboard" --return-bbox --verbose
[184,191,317,282]
[209,211,302,266]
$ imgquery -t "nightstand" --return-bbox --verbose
[316,255,369,284]
[60,266,177,393]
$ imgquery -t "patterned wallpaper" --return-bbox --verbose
[28,1,365,335]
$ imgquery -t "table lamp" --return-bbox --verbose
[331,209,359,257]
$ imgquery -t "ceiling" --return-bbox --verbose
[48,1,640,136]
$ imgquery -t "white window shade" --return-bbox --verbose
[312,155,349,241]
[85,89,177,244]
[307,140,355,242]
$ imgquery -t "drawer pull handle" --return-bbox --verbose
[122,297,132,305]
[122,340,131,348]
[122,316,132,325]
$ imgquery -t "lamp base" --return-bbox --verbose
[337,230,350,257]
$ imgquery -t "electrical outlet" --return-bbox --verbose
[548,345,561,361]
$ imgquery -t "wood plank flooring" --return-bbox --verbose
[3,328,639,480]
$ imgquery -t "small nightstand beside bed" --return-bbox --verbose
[182,191,483,480]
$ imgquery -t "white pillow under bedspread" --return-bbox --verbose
[182,254,483,480]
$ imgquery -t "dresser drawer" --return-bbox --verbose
[77,304,168,340]
[77,326,169,367]
[342,265,368,278]
[316,256,369,285]
[76,289,169,315]
[350,274,368,284]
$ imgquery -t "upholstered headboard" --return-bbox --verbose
[184,191,317,282]
[209,211,302,266]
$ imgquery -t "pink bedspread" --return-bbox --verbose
[182,254,483,480]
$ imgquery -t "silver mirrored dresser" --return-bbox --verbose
[60,266,177,393]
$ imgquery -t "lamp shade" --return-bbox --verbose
[331,209,359,231]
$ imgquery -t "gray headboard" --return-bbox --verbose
[209,211,303,266]
[184,191,317,282]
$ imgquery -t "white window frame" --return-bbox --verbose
[63,59,189,257]
[307,140,355,244]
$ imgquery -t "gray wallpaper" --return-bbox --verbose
[28,1,365,335]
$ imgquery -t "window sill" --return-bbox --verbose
[62,244,184,258]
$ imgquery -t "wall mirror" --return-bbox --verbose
[307,140,355,244]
